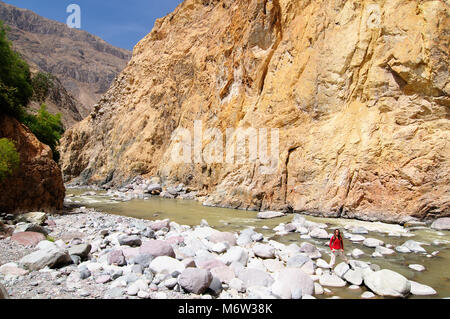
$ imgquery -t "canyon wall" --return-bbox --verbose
[0,113,65,214]
[60,0,449,223]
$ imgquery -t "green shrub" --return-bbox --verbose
[31,72,54,102]
[22,104,64,162]
[0,20,64,163]
[0,20,33,118]
[0,138,20,183]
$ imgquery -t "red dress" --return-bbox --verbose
[329,236,344,250]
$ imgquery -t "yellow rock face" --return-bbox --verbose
[60,0,449,222]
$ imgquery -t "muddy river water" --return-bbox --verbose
[67,189,450,299]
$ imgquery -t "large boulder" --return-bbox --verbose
[19,247,71,271]
[271,268,314,299]
[350,226,368,234]
[236,228,256,246]
[257,211,285,219]
[363,269,411,297]
[14,223,48,235]
[219,246,249,266]
[363,238,384,248]
[409,281,437,296]
[0,263,29,276]
[68,244,92,259]
[375,246,395,255]
[118,235,142,247]
[399,240,427,253]
[237,268,274,288]
[178,268,213,294]
[408,264,426,272]
[107,250,127,266]
[300,260,316,275]
[11,232,46,247]
[431,218,450,230]
[150,256,185,274]
[299,242,321,259]
[149,219,170,231]
[131,254,154,269]
[19,212,47,225]
[210,242,229,254]
[195,258,226,271]
[395,245,411,253]
[37,240,57,250]
[349,260,371,270]
[319,273,347,287]
[252,244,276,259]
[207,231,236,246]
[349,234,366,242]
[287,254,311,268]
[342,269,363,286]
[121,247,140,263]
[263,259,285,273]
[0,114,65,214]
[210,266,236,284]
[334,262,350,278]
[191,226,219,239]
[139,240,175,257]
[309,228,329,239]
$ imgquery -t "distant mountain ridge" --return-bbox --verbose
[0,1,132,127]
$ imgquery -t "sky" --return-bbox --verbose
[3,0,183,51]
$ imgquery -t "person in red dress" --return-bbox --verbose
[329,229,350,269]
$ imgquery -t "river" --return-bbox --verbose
[66,189,450,299]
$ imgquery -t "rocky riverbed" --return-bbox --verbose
[1,200,449,299]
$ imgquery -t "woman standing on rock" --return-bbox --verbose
[329,229,350,270]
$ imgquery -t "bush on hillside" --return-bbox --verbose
[31,72,55,103]
[0,20,64,163]
[0,21,33,118]
[0,138,20,183]
[22,104,64,162]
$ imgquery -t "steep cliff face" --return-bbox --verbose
[0,1,131,122]
[60,0,449,222]
[0,113,65,214]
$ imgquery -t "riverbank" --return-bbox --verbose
[0,201,448,299]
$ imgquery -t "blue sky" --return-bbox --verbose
[3,0,183,51]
